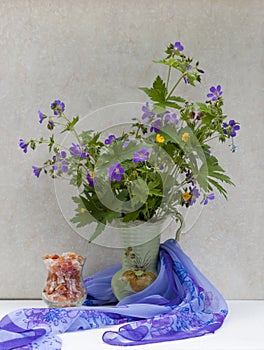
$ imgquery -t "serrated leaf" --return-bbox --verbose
[61,116,79,133]
[153,103,166,114]
[70,196,94,227]
[139,75,167,103]
[76,169,82,187]
[167,96,186,103]
[48,135,54,152]
[153,58,176,66]
[196,102,211,113]
[88,222,105,243]
[208,178,228,199]
[122,210,141,222]
[209,171,234,185]
[164,101,182,110]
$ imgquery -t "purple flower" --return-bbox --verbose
[19,139,28,153]
[108,162,125,182]
[201,193,215,205]
[229,120,240,137]
[32,166,41,178]
[69,143,88,159]
[38,110,45,124]
[133,148,149,164]
[222,120,240,137]
[52,151,69,173]
[183,64,191,84]
[86,172,95,187]
[189,186,200,206]
[186,170,195,186]
[164,112,178,125]
[150,118,161,133]
[123,139,130,148]
[174,41,184,52]
[104,135,116,145]
[141,102,155,122]
[47,120,54,130]
[207,85,222,101]
[60,151,67,158]
[50,100,65,115]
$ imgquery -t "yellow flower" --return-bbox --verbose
[156,133,165,143]
[182,132,190,142]
[182,191,191,201]
[80,207,86,213]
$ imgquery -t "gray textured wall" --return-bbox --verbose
[0,0,263,299]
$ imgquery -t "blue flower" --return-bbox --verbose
[141,102,155,122]
[189,186,200,206]
[108,162,125,182]
[50,100,65,115]
[150,118,161,133]
[104,135,116,145]
[185,170,194,185]
[19,139,28,153]
[69,143,88,159]
[164,112,178,125]
[183,64,191,84]
[133,148,149,164]
[52,151,69,173]
[47,121,55,130]
[222,120,240,137]
[38,110,45,124]
[86,172,95,187]
[174,41,184,52]
[207,85,222,101]
[32,166,41,178]
[123,139,130,148]
[201,193,215,205]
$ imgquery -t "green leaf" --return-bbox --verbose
[70,196,94,227]
[130,178,149,208]
[122,209,141,222]
[30,140,36,150]
[208,178,228,199]
[61,116,79,133]
[209,171,234,185]
[196,153,234,198]
[196,102,212,114]
[88,222,105,243]
[139,75,167,103]
[164,101,182,110]
[167,96,186,103]
[48,135,54,152]
[76,169,82,187]
[153,58,176,67]
[79,130,94,144]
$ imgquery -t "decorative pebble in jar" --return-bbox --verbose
[42,252,87,308]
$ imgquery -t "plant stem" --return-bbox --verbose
[62,114,81,144]
[166,66,172,90]
[204,135,221,143]
[175,212,184,242]
[167,72,187,100]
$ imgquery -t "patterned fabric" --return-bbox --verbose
[0,239,228,349]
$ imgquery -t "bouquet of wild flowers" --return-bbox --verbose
[19,41,240,242]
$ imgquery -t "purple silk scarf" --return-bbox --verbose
[0,239,228,349]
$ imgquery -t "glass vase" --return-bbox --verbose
[42,252,87,308]
[111,220,165,301]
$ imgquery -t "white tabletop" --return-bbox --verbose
[0,300,263,349]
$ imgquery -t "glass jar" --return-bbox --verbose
[42,252,87,308]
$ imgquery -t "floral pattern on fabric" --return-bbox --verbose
[0,239,228,349]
